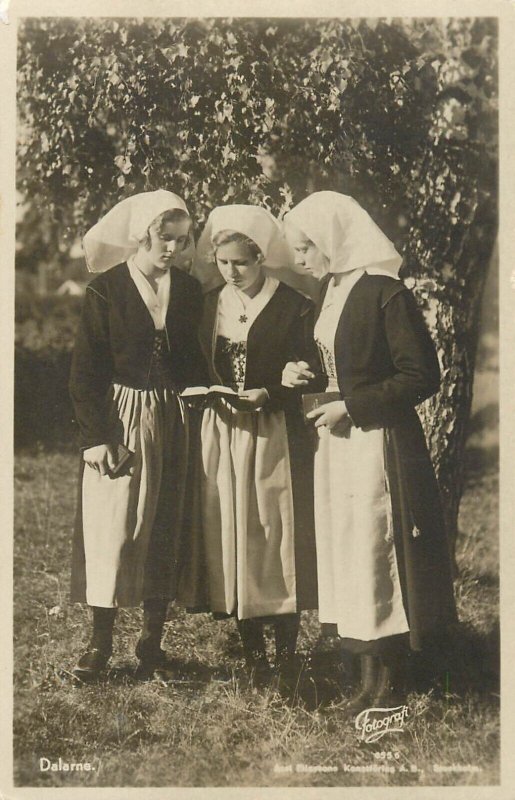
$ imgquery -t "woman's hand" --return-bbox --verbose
[237,388,269,411]
[83,444,118,476]
[281,360,315,388]
[307,400,349,430]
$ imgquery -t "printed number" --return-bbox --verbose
[374,752,401,760]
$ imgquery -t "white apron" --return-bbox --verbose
[314,271,409,641]
[200,278,297,619]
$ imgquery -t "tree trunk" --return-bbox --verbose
[409,149,497,558]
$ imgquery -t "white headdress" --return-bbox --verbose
[192,204,319,297]
[82,189,190,273]
[283,191,402,277]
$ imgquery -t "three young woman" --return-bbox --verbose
[70,189,456,706]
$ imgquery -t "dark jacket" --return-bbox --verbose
[69,262,208,449]
[324,273,441,429]
[317,272,457,651]
[199,281,324,412]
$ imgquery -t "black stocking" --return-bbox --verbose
[91,606,117,653]
[273,613,300,663]
[138,597,169,656]
[236,618,267,664]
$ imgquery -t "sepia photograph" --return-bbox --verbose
[2,2,509,794]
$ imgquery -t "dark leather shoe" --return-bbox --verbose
[371,664,406,708]
[345,689,374,714]
[73,647,111,680]
[345,654,379,713]
[135,641,169,666]
[135,639,177,680]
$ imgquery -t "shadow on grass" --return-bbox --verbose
[408,622,499,701]
[284,640,355,711]
[66,656,234,689]
[293,622,500,711]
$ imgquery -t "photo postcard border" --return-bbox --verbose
[1,1,513,797]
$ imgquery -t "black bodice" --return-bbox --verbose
[147,330,175,390]
[214,335,247,390]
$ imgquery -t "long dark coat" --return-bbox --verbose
[176,281,322,613]
[69,263,208,604]
[320,272,457,652]
[69,263,207,448]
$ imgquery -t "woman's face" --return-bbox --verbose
[215,240,264,293]
[285,221,330,279]
[145,218,192,271]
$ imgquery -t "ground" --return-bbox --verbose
[13,446,498,788]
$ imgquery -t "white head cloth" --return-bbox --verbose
[82,189,190,273]
[192,204,319,297]
[283,191,402,277]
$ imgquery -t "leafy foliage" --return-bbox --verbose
[16,18,498,534]
[17,17,497,253]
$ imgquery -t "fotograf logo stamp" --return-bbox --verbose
[355,705,409,743]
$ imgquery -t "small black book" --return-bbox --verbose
[301,391,341,422]
[110,443,134,475]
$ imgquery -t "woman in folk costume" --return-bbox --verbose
[282,191,457,711]
[69,190,207,680]
[180,204,321,684]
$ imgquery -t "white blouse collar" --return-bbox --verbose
[127,256,171,330]
[321,269,364,310]
[216,276,279,341]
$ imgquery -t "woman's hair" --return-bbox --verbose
[211,229,263,262]
[139,208,191,250]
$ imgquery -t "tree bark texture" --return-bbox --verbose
[407,144,497,554]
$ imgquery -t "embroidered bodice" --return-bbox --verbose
[147,330,174,389]
[314,270,365,381]
[214,336,247,390]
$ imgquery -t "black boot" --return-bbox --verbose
[371,652,406,708]
[73,607,116,680]
[237,618,272,687]
[135,597,171,678]
[274,614,300,666]
[273,614,300,692]
[345,654,380,713]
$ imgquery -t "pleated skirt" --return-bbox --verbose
[199,399,298,620]
[71,383,188,608]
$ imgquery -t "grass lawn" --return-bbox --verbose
[13,449,499,788]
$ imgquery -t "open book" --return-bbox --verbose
[180,385,246,408]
